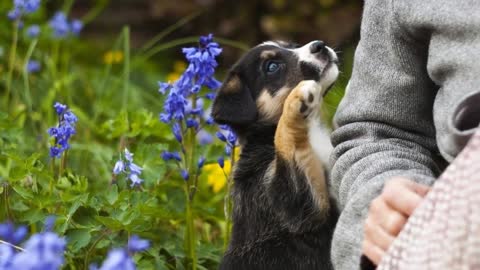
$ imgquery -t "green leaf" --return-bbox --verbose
[105,184,118,205]
[67,229,92,253]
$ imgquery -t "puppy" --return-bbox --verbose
[212,40,339,270]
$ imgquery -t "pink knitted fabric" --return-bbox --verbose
[378,127,480,269]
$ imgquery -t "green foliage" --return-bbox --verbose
[0,1,353,269]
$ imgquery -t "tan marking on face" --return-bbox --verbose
[274,82,330,216]
[223,75,242,93]
[256,87,291,122]
[260,50,277,60]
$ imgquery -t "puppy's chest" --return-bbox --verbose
[306,118,333,167]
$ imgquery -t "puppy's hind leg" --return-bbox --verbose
[274,80,331,216]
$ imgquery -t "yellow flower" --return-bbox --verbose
[204,148,240,193]
[103,50,123,65]
[204,161,231,193]
[166,61,187,82]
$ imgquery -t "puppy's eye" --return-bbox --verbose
[265,61,281,74]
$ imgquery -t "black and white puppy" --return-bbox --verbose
[212,40,339,270]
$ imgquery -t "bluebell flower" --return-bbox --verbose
[0,244,14,269]
[186,118,199,129]
[158,82,171,94]
[26,24,40,38]
[112,148,144,188]
[47,103,77,158]
[205,116,215,125]
[0,222,27,245]
[49,12,70,38]
[128,174,143,187]
[23,0,41,13]
[53,102,67,115]
[181,169,189,181]
[197,156,206,169]
[197,130,213,145]
[127,235,150,252]
[70,19,83,35]
[225,145,232,155]
[10,232,66,270]
[113,160,125,175]
[44,216,56,232]
[7,8,21,20]
[97,249,135,270]
[172,122,182,142]
[217,156,224,168]
[26,60,40,73]
[216,131,226,142]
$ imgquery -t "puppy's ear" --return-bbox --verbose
[212,73,257,125]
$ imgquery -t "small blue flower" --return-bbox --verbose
[63,111,78,124]
[113,160,125,175]
[49,12,70,38]
[44,215,56,232]
[128,163,143,175]
[97,249,135,270]
[0,244,14,269]
[186,118,199,129]
[180,169,189,181]
[216,131,226,142]
[26,24,40,38]
[26,60,40,73]
[197,130,213,145]
[217,156,224,168]
[128,174,143,187]
[11,232,66,270]
[70,19,83,35]
[127,235,150,252]
[7,8,21,20]
[172,122,182,142]
[124,149,133,163]
[49,146,62,158]
[158,82,171,94]
[0,222,27,245]
[225,145,232,155]
[197,156,206,169]
[23,0,41,13]
[54,102,67,115]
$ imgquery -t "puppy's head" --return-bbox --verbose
[212,40,339,127]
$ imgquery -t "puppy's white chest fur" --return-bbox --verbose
[308,117,332,170]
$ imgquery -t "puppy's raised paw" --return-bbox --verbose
[284,80,322,120]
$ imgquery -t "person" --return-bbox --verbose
[329,0,480,269]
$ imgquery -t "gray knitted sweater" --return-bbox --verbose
[330,0,480,269]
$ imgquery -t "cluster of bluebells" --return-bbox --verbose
[113,149,144,188]
[49,11,83,38]
[0,218,67,270]
[7,0,41,22]
[47,102,78,158]
[215,124,238,168]
[159,34,223,180]
[90,235,150,270]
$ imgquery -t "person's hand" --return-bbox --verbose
[362,177,430,265]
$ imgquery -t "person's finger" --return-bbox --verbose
[364,216,396,251]
[362,239,384,266]
[382,178,426,216]
[369,196,408,236]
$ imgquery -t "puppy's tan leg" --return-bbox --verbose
[275,80,330,215]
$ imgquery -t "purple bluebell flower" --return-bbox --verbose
[44,216,56,232]
[26,24,40,38]
[225,145,232,155]
[47,102,77,158]
[49,12,70,38]
[127,235,150,252]
[7,8,21,20]
[53,102,67,115]
[172,122,182,142]
[181,169,189,181]
[161,151,173,161]
[97,249,135,270]
[128,163,143,175]
[158,82,171,94]
[217,156,224,168]
[0,244,14,269]
[26,60,40,73]
[70,19,83,35]
[10,232,66,270]
[197,156,206,169]
[112,149,144,188]
[113,160,125,175]
[0,222,27,245]
[216,131,226,142]
[128,174,143,187]
[197,130,213,145]
[23,0,41,13]
[186,118,199,129]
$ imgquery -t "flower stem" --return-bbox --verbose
[23,39,38,116]
[223,146,236,250]
[5,20,19,110]
[184,189,197,270]
[122,26,130,110]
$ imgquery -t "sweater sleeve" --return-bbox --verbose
[329,0,445,269]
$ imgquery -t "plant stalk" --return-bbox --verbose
[5,20,19,109]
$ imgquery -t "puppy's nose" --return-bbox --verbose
[310,40,326,54]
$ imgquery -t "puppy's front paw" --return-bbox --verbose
[284,80,321,120]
